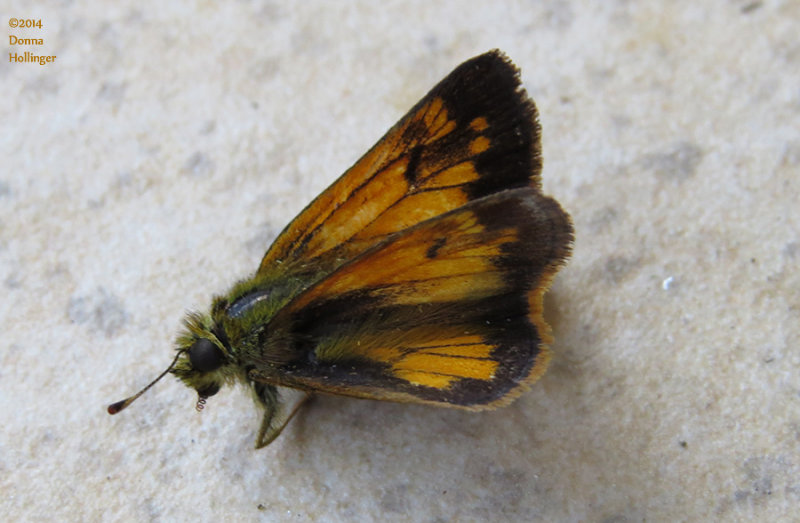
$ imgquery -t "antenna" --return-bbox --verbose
[107,351,183,414]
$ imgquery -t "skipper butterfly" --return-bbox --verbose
[108,50,573,448]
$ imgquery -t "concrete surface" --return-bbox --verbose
[2,1,798,521]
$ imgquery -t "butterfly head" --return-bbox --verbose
[171,311,240,410]
[107,310,238,416]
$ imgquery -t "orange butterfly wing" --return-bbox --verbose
[252,189,571,407]
[257,50,544,282]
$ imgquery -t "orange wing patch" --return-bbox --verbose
[259,95,466,270]
[285,207,512,310]
[348,335,498,389]
[392,341,499,387]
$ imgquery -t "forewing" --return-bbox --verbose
[253,188,573,408]
[258,50,542,280]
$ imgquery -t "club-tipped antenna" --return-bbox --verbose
[107,351,184,415]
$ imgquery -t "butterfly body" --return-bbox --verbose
[109,50,573,449]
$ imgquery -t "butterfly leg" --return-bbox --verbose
[252,382,312,449]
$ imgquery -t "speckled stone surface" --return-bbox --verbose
[2,1,798,521]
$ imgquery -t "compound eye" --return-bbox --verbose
[188,338,224,373]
